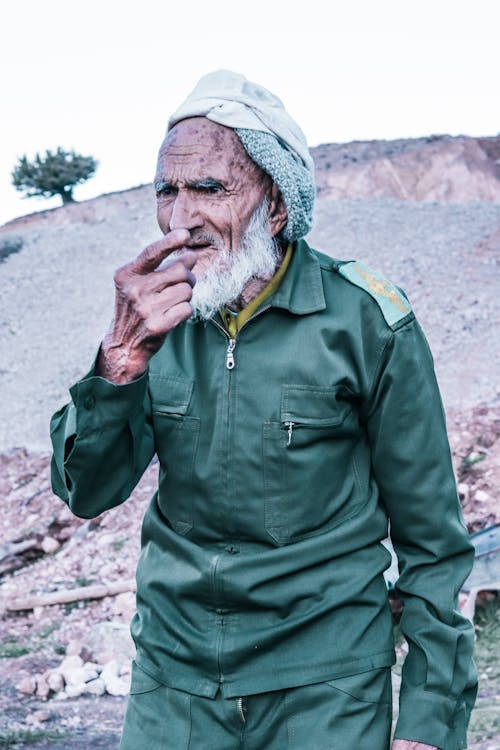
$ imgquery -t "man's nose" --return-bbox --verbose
[169,191,203,232]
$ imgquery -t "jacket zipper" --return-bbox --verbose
[226,338,236,370]
[245,304,271,327]
[209,318,237,370]
[283,419,343,447]
[209,305,271,370]
[236,696,246,724]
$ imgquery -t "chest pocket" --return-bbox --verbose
[149,374,200,536]
[263,384,362,545]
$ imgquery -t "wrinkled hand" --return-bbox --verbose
[392,741,438,750]
[97,229,196,383]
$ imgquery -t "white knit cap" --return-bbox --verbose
[168,69,314,175]
[167,70,315,241]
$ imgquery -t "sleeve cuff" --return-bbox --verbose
[68,364,149,434]
[394,689,468,750]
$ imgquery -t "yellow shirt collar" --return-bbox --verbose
[221,244,293,338]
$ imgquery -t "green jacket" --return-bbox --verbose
[51,239,476,749]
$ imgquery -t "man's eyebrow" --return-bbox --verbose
[154,177,226,192]
[188,178,226,190]
[154,178,172,192]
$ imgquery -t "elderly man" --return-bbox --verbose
[51,71,476,749]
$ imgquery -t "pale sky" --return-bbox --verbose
[1,0,499,226]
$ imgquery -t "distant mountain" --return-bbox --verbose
[2,135,499,236]
[312,135,500,202]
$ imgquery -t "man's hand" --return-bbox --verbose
[97,229,196,384]
[392,741,439,750]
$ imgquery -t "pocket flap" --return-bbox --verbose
[149,374,194,415]
[281,384,351,426]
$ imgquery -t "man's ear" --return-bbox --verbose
[268,183,288,237]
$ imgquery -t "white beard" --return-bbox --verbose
[189,200,281,320]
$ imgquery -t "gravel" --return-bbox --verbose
[1,192,499,451]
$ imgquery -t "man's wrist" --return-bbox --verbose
[96,343,148,385]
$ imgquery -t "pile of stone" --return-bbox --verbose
[17,652,131,700]
[16,622,136,701]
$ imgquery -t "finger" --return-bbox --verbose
[131,229,191,274]
[150,282,193,311]
[148,263,196,293]
[162,301,194,330]
[146,301,193,337]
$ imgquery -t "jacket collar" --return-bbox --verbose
[189,239,326,328]
[270,238,326,315]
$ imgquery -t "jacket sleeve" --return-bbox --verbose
[364,316,477,750]
[50,359,155,519]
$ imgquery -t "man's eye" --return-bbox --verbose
[155,183,175,196]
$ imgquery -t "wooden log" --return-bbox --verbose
[0,538,40,561]
[0,539,42,576]
[5,579,136,612]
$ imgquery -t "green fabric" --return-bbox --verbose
[51,239,476,749]
[120,661,392,749]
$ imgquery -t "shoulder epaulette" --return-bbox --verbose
[336,260,412,328]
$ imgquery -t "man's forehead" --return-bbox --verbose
[160,118,244,158]
[157,117,262,181]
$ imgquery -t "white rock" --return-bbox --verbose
[474,489,490,503]
[82,677,106,696]
[64,682,86,698]
[97,533,117,547]
[82,664,99,682]
[83,660,102,674]
[33,709,51,722]
[25,713,42,726]
[17,676,36,695]
[119,662,132,678]
[41,536,61,554]
[47,671,64,692]
[62,666,88,686]
[104,674,130,697]
[60,654,84,671]
[101,659,120,680]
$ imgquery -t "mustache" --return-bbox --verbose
[186,232,221,248]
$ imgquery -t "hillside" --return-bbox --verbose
[1,135,500,450]
[313,134,500,201]
[0,134,499,749]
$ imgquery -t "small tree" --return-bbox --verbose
[11,147,98,205]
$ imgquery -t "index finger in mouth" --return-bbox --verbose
[132,229,191,273]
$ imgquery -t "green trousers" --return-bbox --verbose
[120,662,392,750]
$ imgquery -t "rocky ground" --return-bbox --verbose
[0,404,498,748]
[0,135,499,747]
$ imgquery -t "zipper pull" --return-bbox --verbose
[285,421,294,447]
[226,339,236,370]
[236,697,246,724]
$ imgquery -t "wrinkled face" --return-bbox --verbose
[155,118,276,277]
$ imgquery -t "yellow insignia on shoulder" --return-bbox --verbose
[337,260,412,327]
